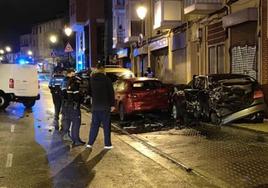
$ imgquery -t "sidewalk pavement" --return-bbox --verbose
[65,111,212,188]
[230,121,268,134]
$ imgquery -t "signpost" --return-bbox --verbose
[65,42,74,63]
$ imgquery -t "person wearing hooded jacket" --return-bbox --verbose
[86,63,115,149]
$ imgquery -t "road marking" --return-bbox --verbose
[10,125,15,133]
[5,153,13,168]
[0,187,7,188]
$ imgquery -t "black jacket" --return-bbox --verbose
[90,72,115,111]
[62,76,83,104]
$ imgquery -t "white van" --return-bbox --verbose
[0,64,40,109]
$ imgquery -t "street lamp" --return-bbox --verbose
[49,35,58,44]
[0,49,4,55]
[136,5,147,20]
[27,50,33,56]
[64,27,73,37]
[136,5,147,76]
[5,46,12,53]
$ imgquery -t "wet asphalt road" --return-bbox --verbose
[0,82,214,188]
[1,81,268,188]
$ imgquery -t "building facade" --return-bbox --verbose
[27,18,66,72]
[70,0,113,71]
[19,34,32,55]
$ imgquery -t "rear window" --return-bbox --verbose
[132,81,162,90]
[106,72,134,82]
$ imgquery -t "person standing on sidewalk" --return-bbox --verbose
[87,62,115,149]
[61,68,85,147]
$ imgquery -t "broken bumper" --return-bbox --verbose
[221,102,267,125]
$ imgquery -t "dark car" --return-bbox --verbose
[113,78,171,121]
[171,74,267,125]
[77,67,135,108]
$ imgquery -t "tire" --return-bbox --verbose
[119,103,127,121]
[210,112,221,125]
[23,100,36,108]
[171,104,178,120]
[0,93,10,110]
[252,113,264,123]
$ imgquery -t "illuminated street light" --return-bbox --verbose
[136,5,147,20]
[64,27,73,37]
[49,35,58,44]
[0,49,4,54]
[5,46,12,53]
[27,50,33,56]
[0,56,3,61]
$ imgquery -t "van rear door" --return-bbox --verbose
[12,65,39,97]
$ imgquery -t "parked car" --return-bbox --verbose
[0,63,40,109]
[171,74,267,125]
[77,67,135,108]
[113,78,171,121]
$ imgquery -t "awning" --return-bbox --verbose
[222,8,257,28]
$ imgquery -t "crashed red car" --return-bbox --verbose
[171,74,267,125]
[113,78,170,121]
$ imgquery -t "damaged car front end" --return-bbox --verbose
[172,74,267,125]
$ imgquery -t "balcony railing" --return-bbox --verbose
[184,0,222,14]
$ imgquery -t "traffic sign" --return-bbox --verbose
[65,43,74,53]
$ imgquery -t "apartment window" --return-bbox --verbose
[117,0,125,6]
[131,20,143,36]
[209,44,224,74]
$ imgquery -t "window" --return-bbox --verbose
[132,81,162,91]
[209,44,224,74]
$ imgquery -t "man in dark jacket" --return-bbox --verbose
[48,70,65,130]
[61,68,85,146]
[87,63,115,149]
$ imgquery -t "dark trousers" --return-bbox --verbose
[62,104,81,143]
[88,111,112,146]
[52,93,62,122]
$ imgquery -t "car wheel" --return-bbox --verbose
[210,112,221,125]
[251,113,264,123]
[0,93,10,110]
[119,103,127,121]
[23,100,36,108]
[171,104,178,120]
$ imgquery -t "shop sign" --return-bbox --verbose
[133,46,148,57]
[149,38,168,51]
[117,48,128,58]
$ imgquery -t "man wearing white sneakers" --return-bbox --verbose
[87,62,115,150]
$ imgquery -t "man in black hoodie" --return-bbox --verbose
[87,63,115,149]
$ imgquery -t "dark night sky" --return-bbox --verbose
[0,0,69,52]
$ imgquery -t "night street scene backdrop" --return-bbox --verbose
[0,0,268,188]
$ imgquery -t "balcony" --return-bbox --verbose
[154,0,183,30]
[184,0,222,15]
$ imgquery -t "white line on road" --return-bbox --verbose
[5,153,13,168]
[0,187,8,188]
[10,125,15,133]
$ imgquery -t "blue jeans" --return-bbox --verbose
[88,111,112,146]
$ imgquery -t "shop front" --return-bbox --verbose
[223,8,258,79]
[133,45,148,77]
[149,37,169,82]
[117,48,131,68]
